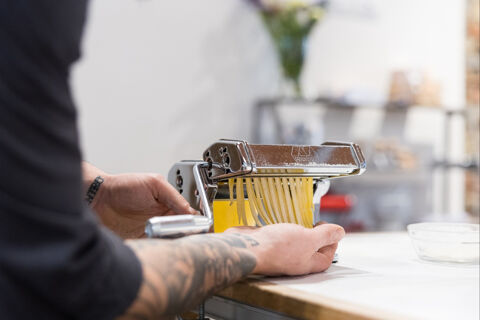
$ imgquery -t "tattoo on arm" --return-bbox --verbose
[118,233,259,319]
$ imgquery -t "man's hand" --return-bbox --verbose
[83,162,197,238]
[225,223,344,275]
[120,223,344,319]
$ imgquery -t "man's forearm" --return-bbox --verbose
[119,233,259,319]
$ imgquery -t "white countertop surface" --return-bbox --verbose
[269,232,479,320]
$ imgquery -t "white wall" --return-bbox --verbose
[303,0,465,107]
[73,0,281,175]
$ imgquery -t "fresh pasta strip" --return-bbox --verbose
[297,178,311,227]
[226,175,314,228]
[281,177,296,223]
[289,177,307,227]
[273,177,288,223]
[267,177,282,223]
[252,178,274,224]
[236,178,247,225]
[245,178,262,226]
[259,178,278,223]
[294,178,304,219]
[229,178,235,206]
[295,178,305,226]
[303,178,313,226]
[307,178,314,213]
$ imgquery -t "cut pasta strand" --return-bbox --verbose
[228,174,314,228]
[259,178,278,223]
[245,178,262,226]
[252,178,274,225]
[236,178,247,225]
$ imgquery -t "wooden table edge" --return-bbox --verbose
[216,278,414,320]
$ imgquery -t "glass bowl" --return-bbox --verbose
[407,222,479,264]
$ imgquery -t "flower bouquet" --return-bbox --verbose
[249,0,328,96]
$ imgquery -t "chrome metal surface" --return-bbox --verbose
[192,162,215,220]
[145,215,211,238]
[167,161,203,212]
[203,139,253,181]
[203,140,366,180]
[313,179,330,224]
[147,162,216,238]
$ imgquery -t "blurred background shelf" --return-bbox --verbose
[341,171,428,184]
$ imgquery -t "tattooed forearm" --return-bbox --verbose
[118,233,258,319]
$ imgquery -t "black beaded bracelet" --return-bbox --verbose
[85,176,104,205]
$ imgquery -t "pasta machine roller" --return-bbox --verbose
[145,139,366,238]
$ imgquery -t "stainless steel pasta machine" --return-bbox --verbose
[145,139,366,238]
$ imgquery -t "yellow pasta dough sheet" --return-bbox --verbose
[213,200,256,233]
[214,177,314,232]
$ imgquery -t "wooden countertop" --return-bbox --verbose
[215,232,480,320]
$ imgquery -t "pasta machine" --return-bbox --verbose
[145,139,366,238]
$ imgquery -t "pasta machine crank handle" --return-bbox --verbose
[145,163,215,238]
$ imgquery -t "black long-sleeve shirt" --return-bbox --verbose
[0,1,142,318]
